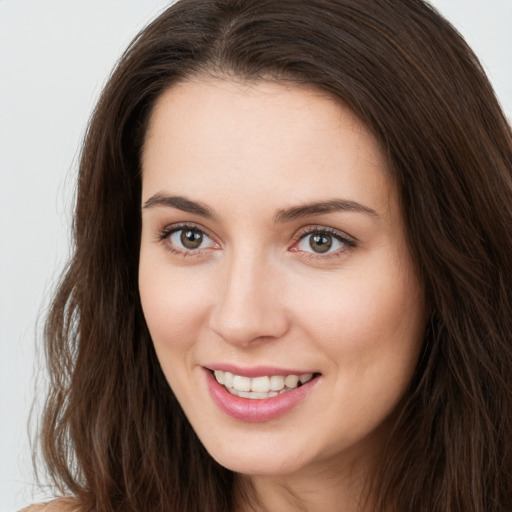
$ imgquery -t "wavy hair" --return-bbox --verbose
[39,1,512,510]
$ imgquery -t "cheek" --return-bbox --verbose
[138,261,210,354]
[291,261,425,369]
[292,264,425,443]
[138,263,214,409]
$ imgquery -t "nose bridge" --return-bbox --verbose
[209,245,288,345]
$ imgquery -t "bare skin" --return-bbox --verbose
[22,498,81,512]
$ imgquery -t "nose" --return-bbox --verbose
[208,250,290,347]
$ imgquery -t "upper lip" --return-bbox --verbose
[204,364,319,378]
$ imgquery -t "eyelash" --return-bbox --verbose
[156,223,356,259]
[157,223,218,257]
[291,226,356,260]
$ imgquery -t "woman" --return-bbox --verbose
[26,0,512,511]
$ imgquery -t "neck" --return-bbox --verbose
[234,450,377,512]
[232,409,399,512]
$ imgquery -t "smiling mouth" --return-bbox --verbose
[212,369,320,400]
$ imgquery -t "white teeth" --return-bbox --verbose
[213,369,316,399]
[299,373,313,384]
[243,391,270,399]
[284,375,299,388]
[251,376,270,393]
[269,375,285,391]
[227,388,281,399]
[233,375,251,392]
[223,371,234,387]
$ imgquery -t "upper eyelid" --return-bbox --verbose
[156,222,219,251]
[159,222,214,238]
[294,225,356,242]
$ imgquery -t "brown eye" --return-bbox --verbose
[165,226,219,254]
[309,233,332,253]
[180,229,203,249]
[294,228,352,256]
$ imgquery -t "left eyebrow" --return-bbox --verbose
[274,199,378,223]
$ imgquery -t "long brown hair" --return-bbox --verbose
[39,1,512,510]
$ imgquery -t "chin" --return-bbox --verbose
[216,455,304,477]
[204,438,314,476]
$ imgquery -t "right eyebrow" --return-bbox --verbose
[142,194,216,219]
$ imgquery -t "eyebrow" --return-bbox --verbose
[273,199,378,223]
[143,194,215,218]
[142,194,378,222]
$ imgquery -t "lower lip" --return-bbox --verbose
[204,369,319,422]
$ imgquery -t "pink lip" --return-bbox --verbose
[204,368,320,422]
[204,363,317,378]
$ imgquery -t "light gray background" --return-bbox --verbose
[1,1,511,511]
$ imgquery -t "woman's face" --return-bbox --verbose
[139,79,426,479]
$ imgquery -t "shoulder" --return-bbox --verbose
[21,498,82,512]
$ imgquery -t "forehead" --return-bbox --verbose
[141,79,394,218]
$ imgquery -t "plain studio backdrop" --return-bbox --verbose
[1,1,511,511]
